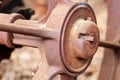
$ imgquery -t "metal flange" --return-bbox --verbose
[61,3,99,73]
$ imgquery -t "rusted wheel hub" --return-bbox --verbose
[62,19,99,73]
[71,19,99,59]
[61,3,99,73]
[0,1,100,80]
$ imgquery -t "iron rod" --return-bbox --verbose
[0,22,56,39]
[99,40,120,49]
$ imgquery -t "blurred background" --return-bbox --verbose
[0,0,107,80]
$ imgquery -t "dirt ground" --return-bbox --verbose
[0,0,107,80]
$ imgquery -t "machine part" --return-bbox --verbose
[0,0,120,80]
[0,13,24,47]
[0,13,24,62]
[70,20,99,59]
[0,22,56,39]
[0,3,99,74]
[99,40,120,49]
[61,18,99,72]
[0,0,99,80]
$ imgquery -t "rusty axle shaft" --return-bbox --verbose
[99,40,120,49]
[0,22,56,39]
[0,22,120,49]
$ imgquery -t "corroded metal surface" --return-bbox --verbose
[0,0,100,80]
[99,40,120,49]
[61,17,99,73]
[0,0,120,80]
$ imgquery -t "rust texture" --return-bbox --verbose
[0,0,101,80]
[0,0,119,80]
[99,40,120,49]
